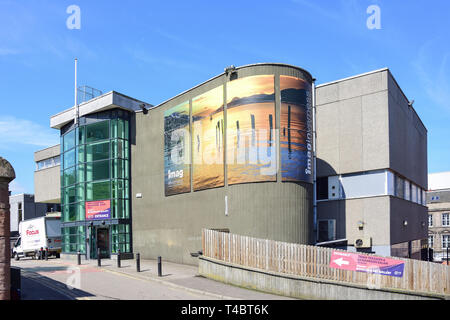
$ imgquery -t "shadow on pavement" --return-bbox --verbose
[21,270,95,300]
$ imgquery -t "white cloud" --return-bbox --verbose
[0,116,59,149]
[0,48,19,55]
[413,40,450,113]
[127,47,201,71]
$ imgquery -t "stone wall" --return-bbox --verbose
[0,157,15,300]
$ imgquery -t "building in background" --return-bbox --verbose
[9,193,60,236]
[315,68,428,259]
[34,63,428,264]
[34,144,61,204]
[427,172,450,262]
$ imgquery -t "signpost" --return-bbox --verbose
[329,251,405,277]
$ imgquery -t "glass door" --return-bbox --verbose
[97,228,110,259]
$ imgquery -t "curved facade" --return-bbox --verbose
[131,63,314,264]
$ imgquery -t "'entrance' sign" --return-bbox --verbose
[85,200,111,220]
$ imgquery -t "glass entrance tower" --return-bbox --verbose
[60,109,131,259]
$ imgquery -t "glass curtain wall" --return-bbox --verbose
[60,110,131,255]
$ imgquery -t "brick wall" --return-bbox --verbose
[0,157,15,300]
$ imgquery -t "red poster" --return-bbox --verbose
[329,251,405,277]
[85,200,111,220]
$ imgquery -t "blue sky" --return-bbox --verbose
[0,0,449,194]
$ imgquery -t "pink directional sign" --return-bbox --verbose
[329,251,405,277]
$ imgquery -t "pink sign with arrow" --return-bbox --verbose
[329,251,405,277]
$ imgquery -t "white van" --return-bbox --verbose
[12,216,61,260]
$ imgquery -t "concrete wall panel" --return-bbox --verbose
[34,166,60,203]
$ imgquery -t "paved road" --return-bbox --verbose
[11,258,292,300]
[13,258,217,300]
[21,271,70,300]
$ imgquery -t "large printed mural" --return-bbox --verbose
[163,74,313,196]
[280,75,313,183]
[192,86,225,191]
[226,75,276,185]
[164,101,191,196]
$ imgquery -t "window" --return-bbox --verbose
[36,155,61,171]
[112,139,129,159]
[64,149,76,169]
[112,159,129,179]
[62,203,78,222]
[86,121,109,143]
[394,175,404,198]
[112,179,129,200]
[63,130,76,151]
[428,214,433,227]
[442,235,450,249]
[18,202,22,223]
[411,184,418,203]
[86,141,110,162]
[404,180,410,201]
[443,213,450,227]
[86,181,111,201]
[428,236,434,248]
[112,198,129,219]
[78,126,85,145]
[63,186,76,205]
[62,226,85,253]
[316,177,328,200]
[111,224,131,253]
[86,160,110,182]
[339,171,386,199]
[317,219,336,243]
[63,166,76,187]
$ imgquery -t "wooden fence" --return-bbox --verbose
[202,229,450,297]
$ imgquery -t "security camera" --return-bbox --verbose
[140,103,148,114]
[224,65,236,74]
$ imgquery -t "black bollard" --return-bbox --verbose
[158,256,162,277]
[117,249,121,268]
[77,251,81,265]
[97,248,101,267]
[136,253,140,272]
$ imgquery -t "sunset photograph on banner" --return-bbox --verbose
[192,85,224,191]
[226,75,276,185]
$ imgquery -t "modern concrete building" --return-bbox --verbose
[315,68,428,258]
[35,63,428,264]
[34,144,61,204]
[427,172,450,262]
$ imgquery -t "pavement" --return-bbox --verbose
[11,256,295,300]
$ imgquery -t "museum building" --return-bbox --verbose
[35,63,428,264]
